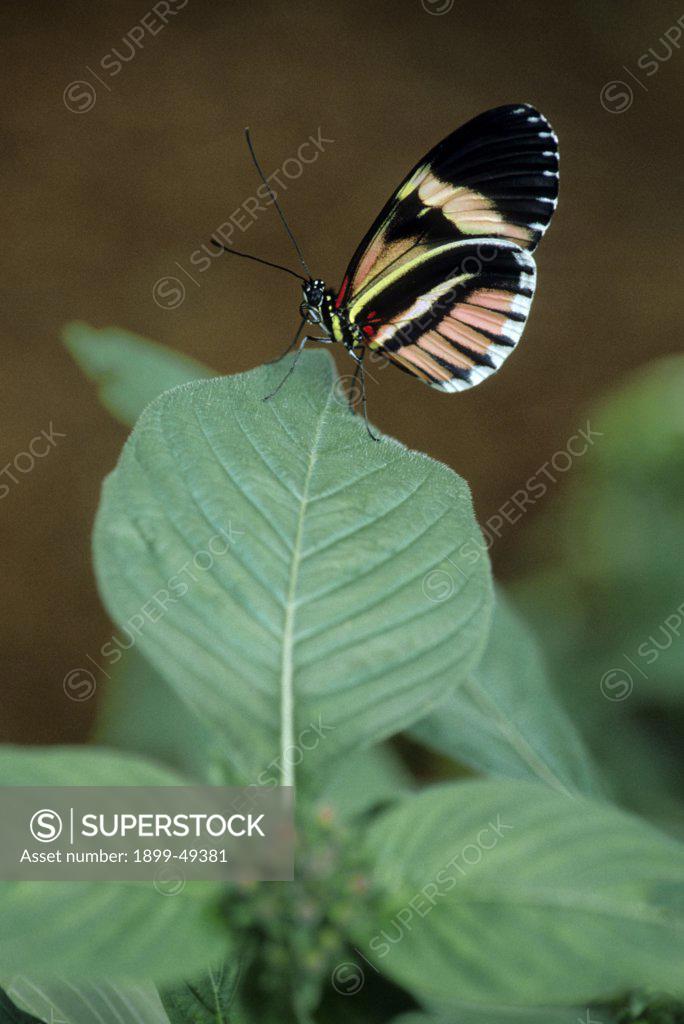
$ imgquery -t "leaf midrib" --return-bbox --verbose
[388,885,681,929]
[279,390,334,789]
[462,676,576,799]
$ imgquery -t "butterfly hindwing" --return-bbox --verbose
[349,239,536,391]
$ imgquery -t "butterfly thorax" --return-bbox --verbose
[300,279,365,358]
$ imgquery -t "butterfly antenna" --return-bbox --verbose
[244,127,313,280]
[210,238,306,282]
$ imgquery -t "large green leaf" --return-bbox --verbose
[4,979,170,1024]
[62,322,212,427]
[93,352,493,787]
[409,591,603,797]
[0,747,228,982]
[354,779,684,1005]
[99,647,412,805]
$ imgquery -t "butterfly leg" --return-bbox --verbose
[358,359,379,442]
[347,359,362,413]
[264,317,306,365]
[262,334,331,401]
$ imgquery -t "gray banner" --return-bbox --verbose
[0,786,294,881]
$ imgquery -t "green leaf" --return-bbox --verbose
[390,1008,588,1024]
[315,743,413,820]
[354,779,684,1005]
[160,961,239,1024]
[0,747,229,982]
[3,979,170,1024]
[62,322,212,427]
[510,357,684,839]
[93,352,493,787]
[518,356,684,713]
[409,591,603,797]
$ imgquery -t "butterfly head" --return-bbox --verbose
[300,279,327,325]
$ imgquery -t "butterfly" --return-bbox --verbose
[212,104,559,438]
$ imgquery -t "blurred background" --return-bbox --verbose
[1,0,682,745]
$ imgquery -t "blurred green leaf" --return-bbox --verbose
[354,779,684,1005]
[160,961,239,1024]
[4,979,170,1024]
[513,357,684,835]
[62,322,212,427]
[93,351,493,786]
[519,356,684,712]
[409,590,603,797]
[0,747,228,981]
[390,1008,588,1024]
[568,358,684,709]
[315,743,413,820]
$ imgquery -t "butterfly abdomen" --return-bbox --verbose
[323,291,368,355]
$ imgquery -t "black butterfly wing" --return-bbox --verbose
[347,239,536,391]
[336,103,558,304]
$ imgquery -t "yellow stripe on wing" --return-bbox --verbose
[347,238,482,321]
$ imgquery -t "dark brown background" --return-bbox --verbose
[2,0,682,744]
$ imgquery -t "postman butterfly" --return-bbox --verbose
[212,104,559,439]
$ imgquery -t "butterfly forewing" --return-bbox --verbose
[336,103,558,393]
